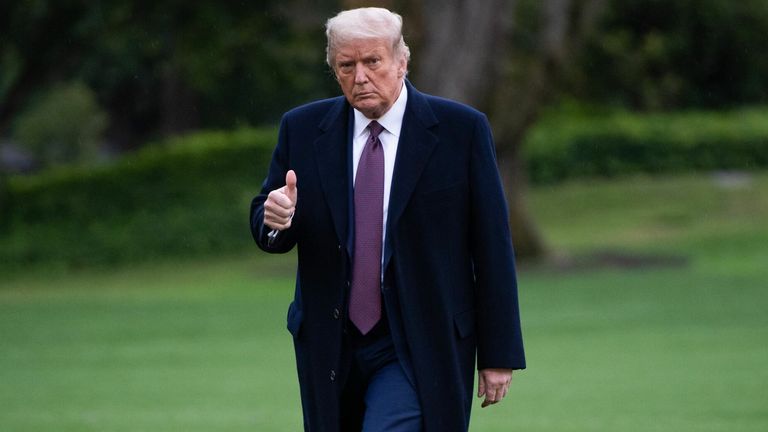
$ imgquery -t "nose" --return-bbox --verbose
[354,64,368,84]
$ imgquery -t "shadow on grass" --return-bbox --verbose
[522,249,689,274]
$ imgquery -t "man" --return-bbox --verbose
[251,7,525,432]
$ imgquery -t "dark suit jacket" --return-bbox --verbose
[251,81,525,432]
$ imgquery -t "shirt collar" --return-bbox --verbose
[353,81,408,139]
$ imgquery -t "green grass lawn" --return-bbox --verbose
[2,173,767,431]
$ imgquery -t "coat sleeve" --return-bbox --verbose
[250,115,298,253]
[468,113,526,370]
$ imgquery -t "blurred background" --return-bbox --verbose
[1,0,767,431]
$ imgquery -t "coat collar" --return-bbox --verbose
[313,96,353,252]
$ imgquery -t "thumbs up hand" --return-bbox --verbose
[264,170,298,231]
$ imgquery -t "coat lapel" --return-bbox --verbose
[383,82,439,271]
[313,97,353,255]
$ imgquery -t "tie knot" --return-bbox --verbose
[368,121,384,140]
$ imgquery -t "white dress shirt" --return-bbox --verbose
[267,83,407,248]
[352,81,408,249]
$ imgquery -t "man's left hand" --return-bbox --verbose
[478,368,513,408]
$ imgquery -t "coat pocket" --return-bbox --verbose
[453,309,475,339]
[286,301,303,339]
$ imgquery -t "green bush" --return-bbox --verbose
[524,107,768,183]
[1,127,276,270]
[4,106,768,271]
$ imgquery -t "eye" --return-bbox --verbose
[365,57,381,67]
[337,62,354,73]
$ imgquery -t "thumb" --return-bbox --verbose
[285,170,297,202]
[477,373,486,397]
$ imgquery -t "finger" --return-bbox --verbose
[487,378,507,406]
[264,220,282,231]
[264,208,294,226]
[265,201,294,219]
[264,211,286,224]
[477,373,486,398]
[285,170,297,203]
[264,207,295,224]
[500,382,509,400]
[264,206,295,227]
[482,388,499,408]
[263,215,282,230]
[268,189,296,211]
[264,216,292,231]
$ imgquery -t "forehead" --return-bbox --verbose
[334,38,393,59]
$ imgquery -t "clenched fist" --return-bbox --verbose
[264,170,297,231]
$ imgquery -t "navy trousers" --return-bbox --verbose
[340,334,422,432]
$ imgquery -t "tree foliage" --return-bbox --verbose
[0,1,338,148]
[570,0,768,109]
[13,81,107,167]
[3,0,767,151]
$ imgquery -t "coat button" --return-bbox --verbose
[332,308,340,319]
[346,280,351,288]
[337,244,342,251]
[330,369,336,382]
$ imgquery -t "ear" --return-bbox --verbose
[397,57,407,78]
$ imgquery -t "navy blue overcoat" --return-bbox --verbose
[251,81,525,431]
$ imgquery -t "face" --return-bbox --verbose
[333,38,407,119]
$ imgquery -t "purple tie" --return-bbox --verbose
[350,121,385,335]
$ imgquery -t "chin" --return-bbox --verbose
[355,103,383,118]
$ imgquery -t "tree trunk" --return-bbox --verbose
[412,0,606,260]
[415,0,514,107]
[414,0,552,259]
[159,62,200,136]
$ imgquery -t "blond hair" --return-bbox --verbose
[325,7,411,68]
